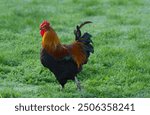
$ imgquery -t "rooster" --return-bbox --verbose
[40,20,94,90]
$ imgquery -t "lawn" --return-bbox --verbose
[0,0,150,98]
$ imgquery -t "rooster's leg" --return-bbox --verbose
[75,76,81,91]
[59,85,64,92]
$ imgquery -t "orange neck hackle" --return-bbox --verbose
[42,27,61,53]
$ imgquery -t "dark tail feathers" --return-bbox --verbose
[80,32,94,57]
[74,21,92,40]
[74,21,94,57]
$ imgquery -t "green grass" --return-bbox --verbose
[0,0,150,98]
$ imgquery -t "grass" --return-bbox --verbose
[0,0,150,98]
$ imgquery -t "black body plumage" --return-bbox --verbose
[40,48,82,87]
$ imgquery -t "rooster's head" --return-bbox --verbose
[40,20,50,37]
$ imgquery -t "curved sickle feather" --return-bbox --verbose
[78,21,92,29]
[74,21,92,40]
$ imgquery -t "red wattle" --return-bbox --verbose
[40,30,45,37]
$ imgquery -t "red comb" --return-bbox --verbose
[40,20,50,28]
